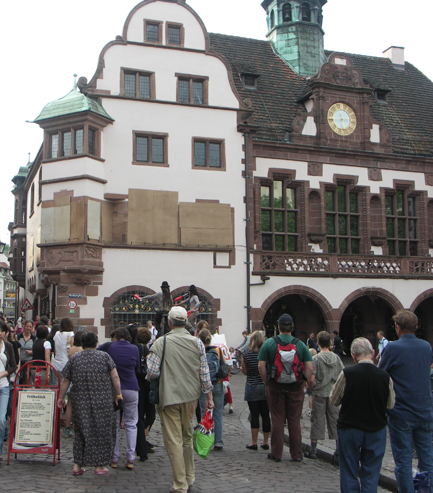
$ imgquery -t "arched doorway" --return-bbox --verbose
[414,298,433,345]
[110,289,155,330]
[340,296,396,354]
[263,294,326,342]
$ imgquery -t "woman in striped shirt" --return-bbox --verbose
[241,331,271,450]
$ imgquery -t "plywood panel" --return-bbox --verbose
[87,200,101,240]
[41,207,55,243]
[181,228,232,247]
[54,205,71,241]
[54,194,71,207]
[71,201,85,242]
[179,202,233,247]
[127,189,178,245]
[101,202,113,243]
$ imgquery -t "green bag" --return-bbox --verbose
[149,336,166,405]
[193,410,214,459]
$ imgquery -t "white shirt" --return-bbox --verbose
[0,344,8,389]
[149,326,158,344]
[52,331,74,372]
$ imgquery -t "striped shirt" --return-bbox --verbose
[243,349,263,386]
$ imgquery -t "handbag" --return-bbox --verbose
[149,336,166,405]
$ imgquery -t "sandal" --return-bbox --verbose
[72,468,86,476]
[126,461,134,470]
[110,462,118,468]
[95,467,109,475]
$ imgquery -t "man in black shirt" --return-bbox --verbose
[330,337,395,493]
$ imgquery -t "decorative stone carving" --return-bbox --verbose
[370,236,387,247]
[74,277,92,286]
[380,126,392,145]
[368,169,382,182]
[57,285,68,293]
[313,62,364,88]
[426,175,433,187]
[84,246,102,259]
[292,115,306,134]
[47,278,58,285]
[46,249,78,267]
[308,233,325,244]
[308,163,323,177]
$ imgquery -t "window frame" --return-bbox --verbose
[192,138,226,171]
[120,67,156,100]
[385,190,418,256]
[132,131,169,167]
[166,22,184,47]
[143,19,163,44]
[46,124,100,160]
[260,179,299,253]
[241,73,259,90]
[29,184,35,217]
[325,184,362,255]
[176,73,209,105]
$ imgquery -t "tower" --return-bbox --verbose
[261,0,327,77]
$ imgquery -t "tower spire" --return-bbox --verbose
[261,0,327,77]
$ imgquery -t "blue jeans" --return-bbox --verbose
[199,382,224,446]
[388,416,433,493]
[338,427,386,493]
[0,386,10,456]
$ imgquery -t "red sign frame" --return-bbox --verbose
[7,361,61,465]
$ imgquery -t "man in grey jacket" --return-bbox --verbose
[147,307,214,493]
[305,330,344,459]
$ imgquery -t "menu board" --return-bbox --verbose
[14,390,55,447]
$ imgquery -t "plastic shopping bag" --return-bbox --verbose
[193,410,214,459]
[414,471,430,493]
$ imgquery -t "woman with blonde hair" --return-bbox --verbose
[241,330,271,450]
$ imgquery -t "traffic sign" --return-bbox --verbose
[67,300,77,310]
[21,299,33,311]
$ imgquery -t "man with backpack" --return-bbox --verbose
[258,314,313,462]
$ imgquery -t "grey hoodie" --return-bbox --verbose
[312,351,344,397]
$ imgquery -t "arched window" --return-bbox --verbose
[282,3,292,22]
[270,9,275,28]
[302,3,311,22]
[110,289,155,330]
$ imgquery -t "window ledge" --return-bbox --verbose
[192,166,226,172]
[132,161,169,168]
[42,154,105,164]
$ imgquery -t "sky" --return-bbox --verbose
[0,0,431,246]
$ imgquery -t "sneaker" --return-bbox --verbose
[306,409,312,417]
[229,408,234,414]
[214,445,223,451]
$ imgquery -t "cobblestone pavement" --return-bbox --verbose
[0,371,393,493]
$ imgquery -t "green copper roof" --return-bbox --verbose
[34,78,113,122]
[12,165,30,187]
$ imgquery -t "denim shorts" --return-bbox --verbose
[244,383,266,402]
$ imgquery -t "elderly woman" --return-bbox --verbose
[241,331,271,450]
[101,328,140,470]
[57,331,121,476]
[0,321,17,460]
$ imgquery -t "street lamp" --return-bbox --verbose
[0,240,5,254]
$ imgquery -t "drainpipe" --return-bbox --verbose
[244,130,251,334]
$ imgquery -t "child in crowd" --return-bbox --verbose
[229,347,238,368]
[305,331,344,460]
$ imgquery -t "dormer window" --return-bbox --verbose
[302,3,311,22]
[282,3,292,22]
[241,73,260,90]
[376,90,388,102]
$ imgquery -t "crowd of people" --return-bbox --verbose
[0,307,432,493]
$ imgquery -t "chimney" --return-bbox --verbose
[383,46,405,70]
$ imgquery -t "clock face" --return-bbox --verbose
[327,103,357,136]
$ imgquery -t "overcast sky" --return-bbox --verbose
[0,0,431,246]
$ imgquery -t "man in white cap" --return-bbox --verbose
[147,306,214,493]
